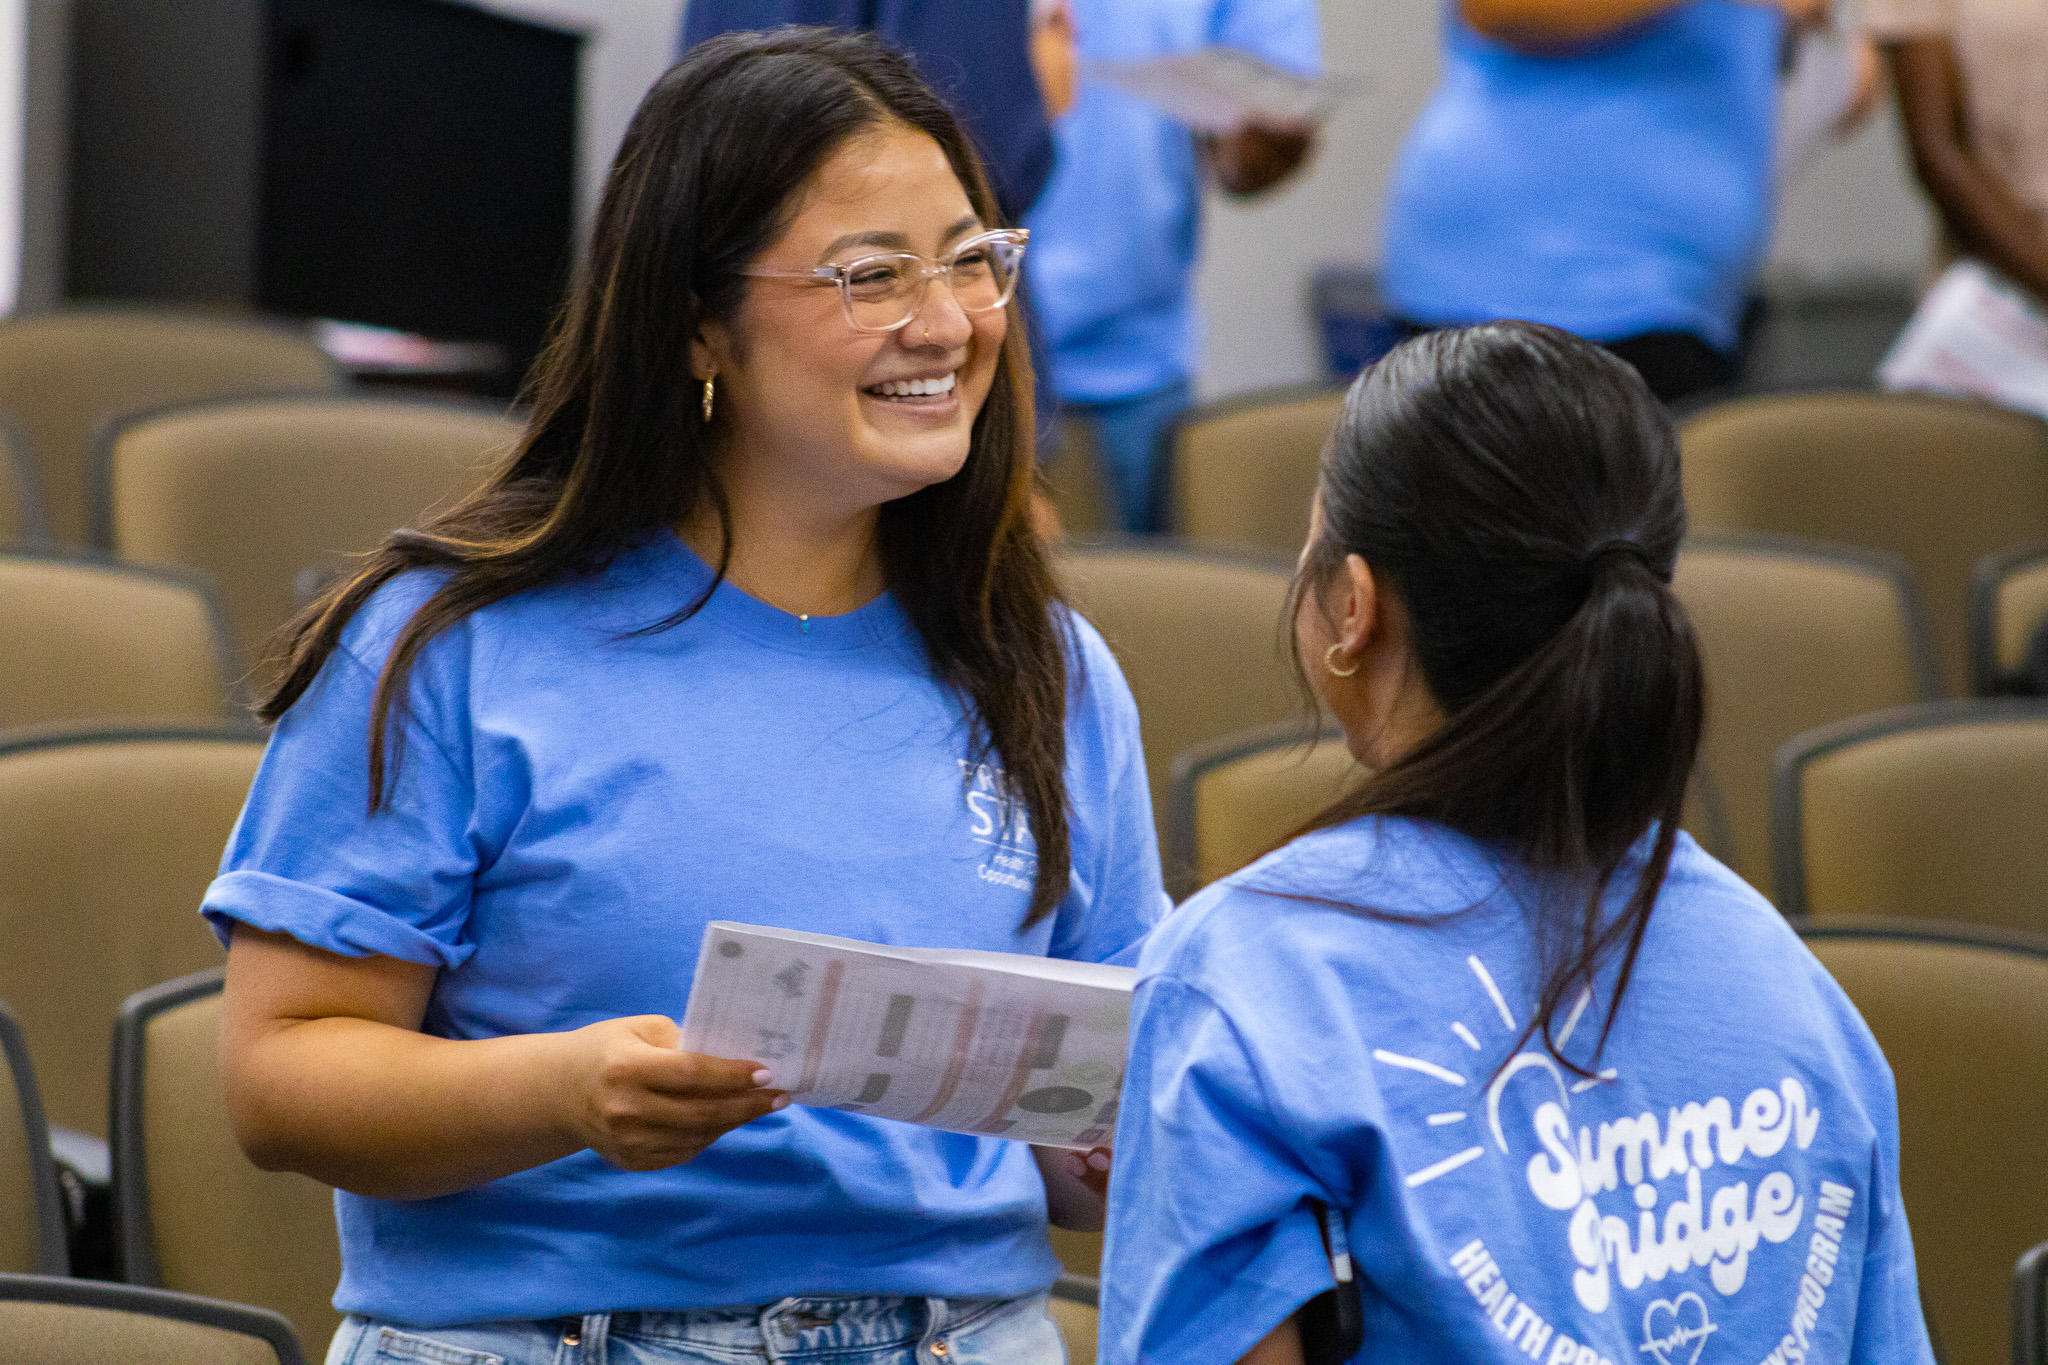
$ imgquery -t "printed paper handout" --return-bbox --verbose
[680,921,1134,1149]
[1080,47,1354,134]
[1879,260,2048,420]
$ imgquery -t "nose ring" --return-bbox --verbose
[923,324,932,344]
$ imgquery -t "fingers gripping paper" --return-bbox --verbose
[681,922,1135,1149]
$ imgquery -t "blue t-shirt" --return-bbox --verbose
[202,534,1168,1328]
[1379,0,1782,352]
[1025,0,1323,404]
[1102,817,1933,1365]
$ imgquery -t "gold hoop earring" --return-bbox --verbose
[702,376,715,423]
[1325,643,1359,678]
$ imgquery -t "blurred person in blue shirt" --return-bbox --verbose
[1101,323,1934,1364]
[1379,0,1828,404]
[1027,0,1323,532]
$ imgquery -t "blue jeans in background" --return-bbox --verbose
[326,1292,1065,1365]
[1066,378,1194,534]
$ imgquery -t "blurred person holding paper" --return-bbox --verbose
[1870,0,2048,308]
[1026,0,1324,533]
[1380,0,1839,404]
[207,29,1165,1365]
[1866,0,2048,415]
[1099,323,1935,1365]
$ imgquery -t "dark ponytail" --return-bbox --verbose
[1288,321,1704,1073]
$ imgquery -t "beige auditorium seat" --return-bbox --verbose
[1056,543,1299,845]
[0,552,237,736]
[0,1274,305,1364]
[0,418,48,546]
[0,1003,66,1275]
[103,396,518,681]
[0,309,341,546]
[1679,390,2048,695]
[114,970,341,1353]
[1165,723,1362,898]
[1673,535,1939,899]
[1040,415,1115,537]
[1970,541,2048,695]
[1047,1275,1098,1365]
[1773,700,2048,933]
[0,728,264,1135]
[1167,385,1344,557]
[1798,921,2048,1365]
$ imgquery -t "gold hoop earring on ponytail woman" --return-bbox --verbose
[1325,643,1359,678]
[702,376,716,422]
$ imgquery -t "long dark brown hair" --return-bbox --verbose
[261,28,1073,926]
[1289,321,1704,1070]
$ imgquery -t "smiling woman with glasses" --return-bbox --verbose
[203,27,1165,1365]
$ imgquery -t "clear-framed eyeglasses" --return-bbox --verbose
[740,228,1029,335]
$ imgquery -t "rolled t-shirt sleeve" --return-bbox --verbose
[203,638,482,969]
[1102,976,1330,1365]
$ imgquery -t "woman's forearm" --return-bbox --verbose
[228,1014,588,1200]
[221,926,781,1201]
[1886,39,2048,303]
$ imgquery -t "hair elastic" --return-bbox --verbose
[1581,538,1661,580]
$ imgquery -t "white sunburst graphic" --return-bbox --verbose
[1371,954,1616,1190]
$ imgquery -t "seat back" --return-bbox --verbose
[1673,536,1939,898]
[0,418,47,547]
[1774,701,2048,931]
[0,552,237,735]
[2019,1240,2048,1365]
[104,396,518,679]
[114,971,342,1351]
[1056,544,1299,843]
[0,729,264,1134]
[1971,542,2048,695]
[1165,724,1362,898]
[1048,1275,1099,1365]
[0,310,341,546]
[1166,386,1343,556]
[0,1273,303,1364]
[0,1003,65,1275]
[1679,390,2048,695]
[1798,922,2048,1365]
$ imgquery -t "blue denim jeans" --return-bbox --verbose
[326,1292,1066,1365]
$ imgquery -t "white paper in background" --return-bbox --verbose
[1080,48,1354,134]
[1777,24,1861,185]
[1878,260,2048,421]
[681,921,1135,1150]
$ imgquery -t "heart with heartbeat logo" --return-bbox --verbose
[1640,1291,1717,1365]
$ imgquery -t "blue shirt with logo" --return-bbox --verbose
[1101,817,1933,1365]
[202,534,1168,1327]
[1025,0,1323,403]
[1379,0,1782,352]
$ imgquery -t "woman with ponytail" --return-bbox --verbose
[1099,322,1933,1365]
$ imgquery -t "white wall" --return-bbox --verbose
[0,0,24,315]
[1191,0,1937,399]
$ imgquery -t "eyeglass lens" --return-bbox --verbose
[842,238,1024,332]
